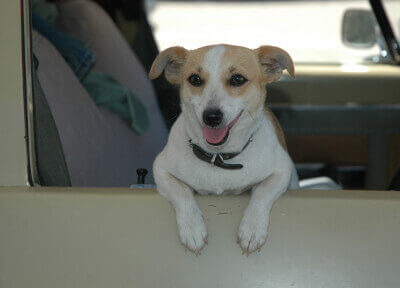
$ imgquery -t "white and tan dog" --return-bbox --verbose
[149,44,298,255]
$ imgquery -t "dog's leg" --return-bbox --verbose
[155,167,208,254]
[289,163,300,189]
[237,171,291,255]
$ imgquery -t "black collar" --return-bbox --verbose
[189,137,253,170]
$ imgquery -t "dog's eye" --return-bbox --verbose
[230,74,247,87]
[187,74,203,87]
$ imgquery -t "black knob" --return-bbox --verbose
[137,168,148,184]
[203,109,223,127]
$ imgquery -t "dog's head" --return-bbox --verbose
[150,44,294,149]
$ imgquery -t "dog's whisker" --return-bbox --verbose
[247,110,255,122]
[166,114,179,122]
[170,102,181,109]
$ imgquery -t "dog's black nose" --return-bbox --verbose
[203,109,223,127]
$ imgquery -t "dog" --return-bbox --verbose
[149,44,298,255]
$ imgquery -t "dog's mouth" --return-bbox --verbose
[202,111,243,146]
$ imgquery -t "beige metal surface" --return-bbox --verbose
[0,187,399,288]
[0,0,29,186]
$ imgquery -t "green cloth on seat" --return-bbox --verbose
[32,0,149,135]
[82,71,149,135]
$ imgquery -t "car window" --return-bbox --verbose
[146,0,380,64]
[27,0,400,190]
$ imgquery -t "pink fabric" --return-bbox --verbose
[32,1,167,186]
[54,0,166,137]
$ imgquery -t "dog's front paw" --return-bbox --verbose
[237,209,270,255]
[176,210,208,255]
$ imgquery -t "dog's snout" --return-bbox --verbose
[203,109,223,127]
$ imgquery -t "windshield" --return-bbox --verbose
[147,0,382,64]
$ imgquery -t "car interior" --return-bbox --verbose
[2,1,400,286]
[30,0,400,191]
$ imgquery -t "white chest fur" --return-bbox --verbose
[158,114,291,195]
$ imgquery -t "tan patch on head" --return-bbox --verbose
[177,45,282,115]
[264,107,287,150]
[180,46,216,96]
[220,46,263,98]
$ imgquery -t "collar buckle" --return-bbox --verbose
[211,154,224,165]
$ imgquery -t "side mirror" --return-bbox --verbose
[342,9,377,48]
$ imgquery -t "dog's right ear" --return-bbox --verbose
[149,46,188,84]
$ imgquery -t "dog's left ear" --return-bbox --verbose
[149,46,189,84]
[255,46,295,83]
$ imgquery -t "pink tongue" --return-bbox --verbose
[203,126,229,144]
[202,112,242,144]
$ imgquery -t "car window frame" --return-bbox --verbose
[370,0,400,64]
[22,0,39,186]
